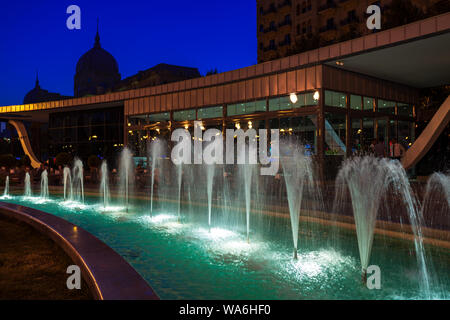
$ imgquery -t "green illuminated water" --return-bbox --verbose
[1,195,449,299]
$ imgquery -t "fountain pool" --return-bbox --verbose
[1,194,448,300]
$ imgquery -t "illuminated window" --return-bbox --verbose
[173,109,195,121]
[325,90,346,108]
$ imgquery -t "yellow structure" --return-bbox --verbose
[8,120,42,168]
[402,95,450,169]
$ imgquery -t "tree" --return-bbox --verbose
[205,68,219,76]
[87,155,101,169]
[55,152,72,168]
[0,154,17,168]
[19,155,31,167]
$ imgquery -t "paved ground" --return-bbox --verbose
[0,215,93,300]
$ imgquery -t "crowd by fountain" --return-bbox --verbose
[0,137,448,299]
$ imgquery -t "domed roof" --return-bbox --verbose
[23,74,67,104]
[75,32,119,75]
[23,80,47,104]
[74,27,121,97]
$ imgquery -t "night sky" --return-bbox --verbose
[0,1,256,106]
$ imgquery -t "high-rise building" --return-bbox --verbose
[257,0,446,63]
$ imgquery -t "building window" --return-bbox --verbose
[285,34,291,45]
[397,103,413,117]
[173,109,196,121]
[296,4,300,15]
[325,112,347,156]
[269,39,275,49]
[269,96,294,111]
[269,92,318,111]
[285,14,291,23]
[259,42,264,50]
[326,18,335,29]
[399,121,414,148]
[325,90,346,108]
[227,100,266,116]
[197,106,223,119]
[259,24,264,32]
[277,115,317,155]
[363,97,375,111]
[148,112,170,122]
[378,99,396,115]
[350,95,362,110]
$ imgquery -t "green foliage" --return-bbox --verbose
[205,68,218,76]
[19,155,31,167]
[55,152,72,167]
[87,155,101,168]
[0,154,17,168]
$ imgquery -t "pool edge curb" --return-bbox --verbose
[0,201,160,300]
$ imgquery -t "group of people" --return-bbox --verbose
[370,137,406,160]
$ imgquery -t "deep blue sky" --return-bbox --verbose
[0,1,256,106]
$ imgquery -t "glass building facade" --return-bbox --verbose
[126,87,415,179]
[48,106,124,163]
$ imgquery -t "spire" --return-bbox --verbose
[94,18,101,48]
[35,70,40,89]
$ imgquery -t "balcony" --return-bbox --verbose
[278,0,292,9]
[318,0,337,12]
[263,25,278,33]
[340,16,360,26]
[261,4,277,16]
[263,44,277,52]
[319,23,337,33]
[278,18,292,28]
[278,39,291,47]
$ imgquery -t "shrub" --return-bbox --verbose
[19,155,31,167]
[55,152,72,167]
[87,155,101,168]
[0,154,17,168]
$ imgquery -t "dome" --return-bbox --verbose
[74,29,120,97]
[23,83,48,104]
[23,74,67,104]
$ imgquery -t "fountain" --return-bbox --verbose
[100,160,110,209]
[281,143,315,259]
[72,159,84,203]
[2,176,9,198]
[334,156,431,296]
[1,136,447,299]
[63,166,73,201]
[205,164,215,231]
[119,148,134,211]
[422,172,450,224]
[24,172,32,197]
[176,163,183,221]
[40,170,49,200]
[149,138,164,216]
